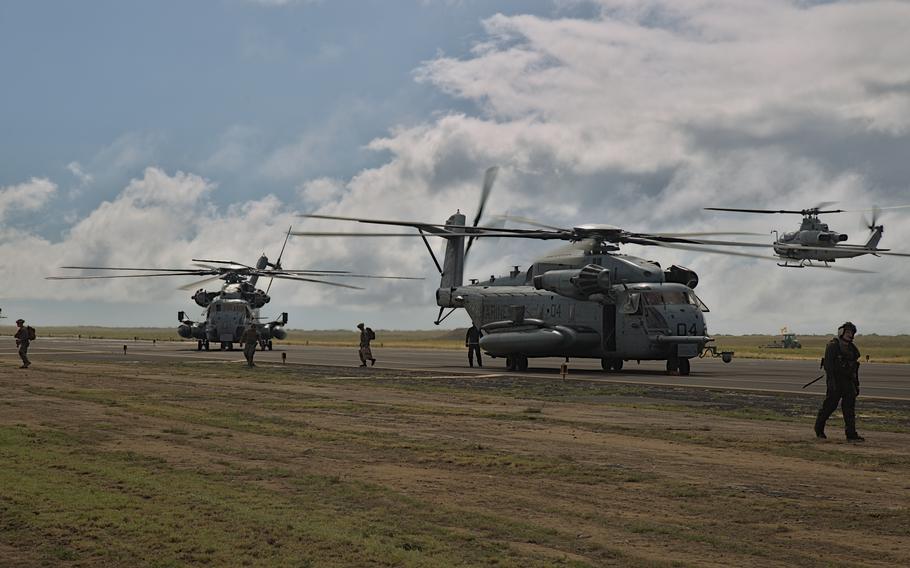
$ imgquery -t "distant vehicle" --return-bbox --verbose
[762,327,802,349]
[704,204,910,269]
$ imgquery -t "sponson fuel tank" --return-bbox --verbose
[480,320,600,357]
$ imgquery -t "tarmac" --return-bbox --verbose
[3,337,909,400]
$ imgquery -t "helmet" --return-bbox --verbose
[838,321,857,336]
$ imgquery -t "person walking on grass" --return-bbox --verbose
[357,322,376,367]
[241,323,259,368]
[14,318,32,369]
[815,321,864,442]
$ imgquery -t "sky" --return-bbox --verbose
[2,0,910,335]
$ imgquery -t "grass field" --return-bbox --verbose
[5,326,910,362]
[1,358,909,566]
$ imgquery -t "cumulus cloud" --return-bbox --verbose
[0,178,57,221]
[1,168,425,317]
[297,0,910,333]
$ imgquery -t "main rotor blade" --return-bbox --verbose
[632,239,781,261]
[704,207,808,215]
[47,272,213,280]
[650,231,766,237]
[704,206,847,215]
[178,275,225,291]
[191,259,254,269]
[301,213,447,233]
[273,269,351,274]
[59,265,206,272]
[292,231,436,237]
[282,273,423,280]
[491,214,565,231]
[269,274,363,289]
[292,229,564,239]
[267,225,294,295]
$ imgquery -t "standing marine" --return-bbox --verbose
[14,318,31,369]
[465,325,483,368]
[241,323,259,368]
[357,323,376,367]
[814,321,864,442]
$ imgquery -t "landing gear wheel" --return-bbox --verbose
[220,342,226,351]
[678,358,691,376]
[612,359,624,372]
[666,357,679,375]
[506,356,516,371]
[267,340,273,351]
[227,342,234,351]
[204,341,210,351]
[516,355,529,372]
[601,358,611,371]
[197,340,203,351]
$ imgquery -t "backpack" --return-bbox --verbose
[367,328,376,340]
[27,326,36,341]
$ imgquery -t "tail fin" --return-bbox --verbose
[437,212,466,306]
[865,226,883,250]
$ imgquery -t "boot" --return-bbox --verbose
[814,417,827,439]
[846,433,865,442]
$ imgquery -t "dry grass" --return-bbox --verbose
[1,359,908,567]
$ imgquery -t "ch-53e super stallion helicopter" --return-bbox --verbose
[704,204,910,268]
[296,168,753,375]
[48,229,421,351]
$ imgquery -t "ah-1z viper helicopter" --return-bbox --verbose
[297,168,748,375]
[704,204,910,268]
[48,229,421,351]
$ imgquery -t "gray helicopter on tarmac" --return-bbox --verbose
[704,204,910,268]
[48,228,421,351]
[296,168,750,375]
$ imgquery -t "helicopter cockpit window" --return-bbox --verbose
[686,291,710,312]
[642,291,664,305]
[620,292,641,314]
[662,291,688,305]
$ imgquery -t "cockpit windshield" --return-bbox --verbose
[636,289,710,311]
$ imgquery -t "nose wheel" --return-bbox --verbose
[666,357,691,376]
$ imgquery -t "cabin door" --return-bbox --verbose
[602,304,616,352]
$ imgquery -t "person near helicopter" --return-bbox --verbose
[357,323,376,367]
[465,325,483,368]
[814,321,864,441]
[241,323,259,368]
[14,318,32,369]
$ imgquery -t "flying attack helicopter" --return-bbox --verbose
[47,228,421,351]
[295,168,748,375]
[704,204,910,268]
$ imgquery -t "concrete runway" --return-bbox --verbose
[3,337,909,400]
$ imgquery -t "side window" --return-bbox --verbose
[620,293,641,314]
[687,291,710,312]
